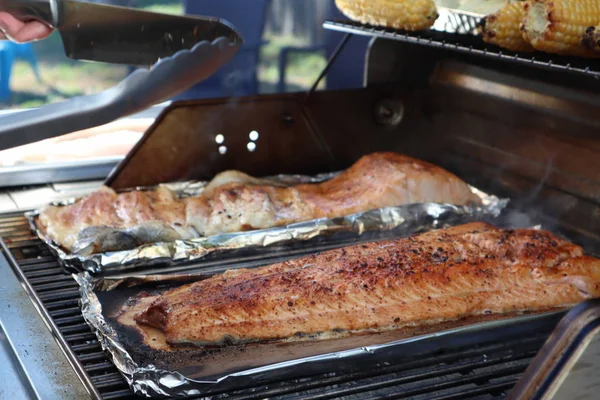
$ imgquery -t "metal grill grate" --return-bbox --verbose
[0,213,560,399]
[323,20,600,79]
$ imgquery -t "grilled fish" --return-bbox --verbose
[38,152,480,254]
[134,222,600,346]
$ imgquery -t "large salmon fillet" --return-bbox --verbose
[37,152,480,253]
[134,222,600,346]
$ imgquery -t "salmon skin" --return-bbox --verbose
[134,222,600,346]
[37,152,480,254]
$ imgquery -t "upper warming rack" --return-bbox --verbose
[323,9,600,79]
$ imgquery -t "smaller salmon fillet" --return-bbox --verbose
[38,152,479,253]
[135,222,600,346]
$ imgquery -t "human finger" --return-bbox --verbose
[0,12,53,42]
[0,12,25,40]
[11,20,53,42]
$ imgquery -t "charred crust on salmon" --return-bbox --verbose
[133,223,600,346]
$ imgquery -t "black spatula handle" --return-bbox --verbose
[0,0,60,27]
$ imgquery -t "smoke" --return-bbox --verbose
[520,157,553,207]
[486,155,565,234]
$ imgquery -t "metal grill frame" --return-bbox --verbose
[323,20,600,79]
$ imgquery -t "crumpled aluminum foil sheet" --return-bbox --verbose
[27,172,508,275]
[75,272,564,398]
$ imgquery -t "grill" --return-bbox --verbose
[0,212,564,399]
[4,6,600,399]
[323,19,600,79]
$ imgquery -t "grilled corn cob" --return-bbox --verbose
[335,0,439,31]
[480,1,534,52]
[521,0,600,57]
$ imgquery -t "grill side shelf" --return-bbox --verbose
[323,20,600,79]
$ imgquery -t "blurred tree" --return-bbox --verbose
[265,0,330,44]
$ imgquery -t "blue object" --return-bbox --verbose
[0,42,41,103]
[278,1,370,92]
[177,0,270,100]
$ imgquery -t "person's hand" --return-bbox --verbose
[0,12,53,42]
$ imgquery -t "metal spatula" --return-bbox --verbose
[0,0,243,66]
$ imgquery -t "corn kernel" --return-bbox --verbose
[521,0,600,58]
[335,0,439,31]
[480,2,534,52]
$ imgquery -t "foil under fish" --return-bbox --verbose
[27,172,508,275]
[75,271,566,398]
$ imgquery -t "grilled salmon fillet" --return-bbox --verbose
[37,152,480,253]
[134,222,600,346]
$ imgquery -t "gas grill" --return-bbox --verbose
[3,7,600,400]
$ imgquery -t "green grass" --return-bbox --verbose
[259,34,327,92]
[9,60,128,108]
[136,0,180,7]
[3,1,327,109]
[131,0,184,15]
[140,4,183,14]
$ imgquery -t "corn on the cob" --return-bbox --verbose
[335,0,439,31]
[521,0,600,58]
[480,2,534,52]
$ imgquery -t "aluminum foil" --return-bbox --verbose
[75,272,565,398]
[27,173,508,275]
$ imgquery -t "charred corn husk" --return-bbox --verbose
[582,24,600,52]
[521,0,600,58]
[480,2,534,52]
[335,0,439,31]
